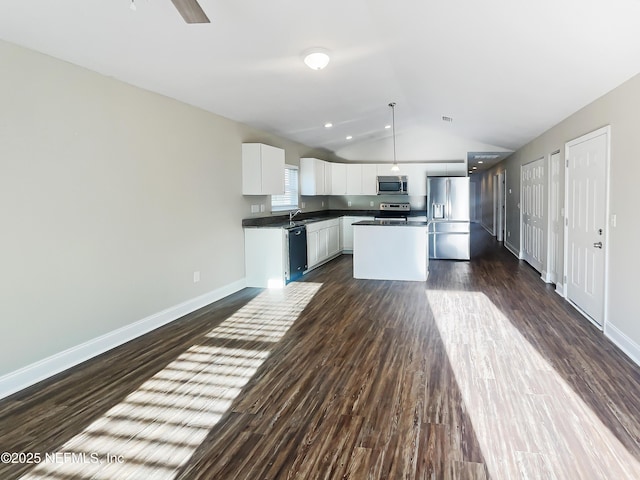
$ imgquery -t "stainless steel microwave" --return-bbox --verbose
[377,175,408,195]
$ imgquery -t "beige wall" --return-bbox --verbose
[0,40,332,377]
[478,72,640,351]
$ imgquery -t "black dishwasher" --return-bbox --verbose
[287,226,307,283]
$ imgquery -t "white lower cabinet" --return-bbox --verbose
[307,228,320,267]
[327,224,340,256]
[306,218,341,269]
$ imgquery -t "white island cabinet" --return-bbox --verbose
[353,221,428,281]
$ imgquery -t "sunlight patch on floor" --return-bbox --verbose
[426,289,640,480]
[22,282,321,480]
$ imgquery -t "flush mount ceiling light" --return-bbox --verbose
[346,135,353,140]
[130,0,136,11]
[389,102,400,173]
[324,122,333,128]
[303,49,330,70]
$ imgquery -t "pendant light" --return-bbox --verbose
[389,102,400,172]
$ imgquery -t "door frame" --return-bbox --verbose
[496,171,505,242]
[502,169,507,244]
[562,125,611,330]
[493,175,498,236]
[545,150,562,286]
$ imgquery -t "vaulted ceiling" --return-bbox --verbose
[2,0,640,171]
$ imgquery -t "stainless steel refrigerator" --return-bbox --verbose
[427,177,470,260]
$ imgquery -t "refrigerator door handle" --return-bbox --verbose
[446,178,451,221]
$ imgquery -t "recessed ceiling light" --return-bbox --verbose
[478,160,484,164]
[385,125,391,129]
[303,49,330,70]
[346,135,353,140]
[472,166,477,169]
[324,122,333,128]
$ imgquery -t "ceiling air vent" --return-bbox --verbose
[441,116,454,123]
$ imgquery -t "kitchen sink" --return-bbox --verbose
[285,221,305,227]
[283,218,322,228]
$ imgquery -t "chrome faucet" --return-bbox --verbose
[289,209,302,223]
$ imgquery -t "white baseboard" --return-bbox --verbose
[481,223,494,236]
[0,279,246,400]
[555,282,565,297]
[605,323,640,368]
[540,270,552,284]
[505,241,519,258]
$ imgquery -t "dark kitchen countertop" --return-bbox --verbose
[242,210,427,228]
[352,220,428,227]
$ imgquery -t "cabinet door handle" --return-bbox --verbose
[593,242,603,249]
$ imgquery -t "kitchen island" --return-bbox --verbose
[352,220,428,281]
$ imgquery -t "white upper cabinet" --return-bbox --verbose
[330,163,347,195]
[404,164,428,196]
[345,164,362,195]
[346,164,378,195]
[242,143,285,195]
[299,160,465,197]
[445,162,467,176]
[300,157,326,195]
[425,163,448,177]
[361,164,378,195]
[376,163,404,176]
[324,161,333,195]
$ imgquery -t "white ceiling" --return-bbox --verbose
[2,0,640,168]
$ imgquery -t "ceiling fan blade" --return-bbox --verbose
[170,0,210,24]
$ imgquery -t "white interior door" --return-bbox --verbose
[565,127,609,327]
[521,158,545,272]
[548,151,562,285]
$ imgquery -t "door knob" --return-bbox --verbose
[593,242,603,249]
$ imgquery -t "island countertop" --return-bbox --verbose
[352,220,428,227]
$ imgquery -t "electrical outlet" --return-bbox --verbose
[251,205,259,213]
[611,214,617,227]
[260,204,265,212]
[348,201,352,207]
[370,201,374,207]
[193,271,200,283]
[321,201,324,207]
[301,202,306,208]
[508,231,511,237]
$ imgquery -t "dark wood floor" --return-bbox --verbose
[2,225,640,479]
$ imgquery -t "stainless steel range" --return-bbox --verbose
[375,202,410,221]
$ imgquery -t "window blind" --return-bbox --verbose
[271,166,299,211]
